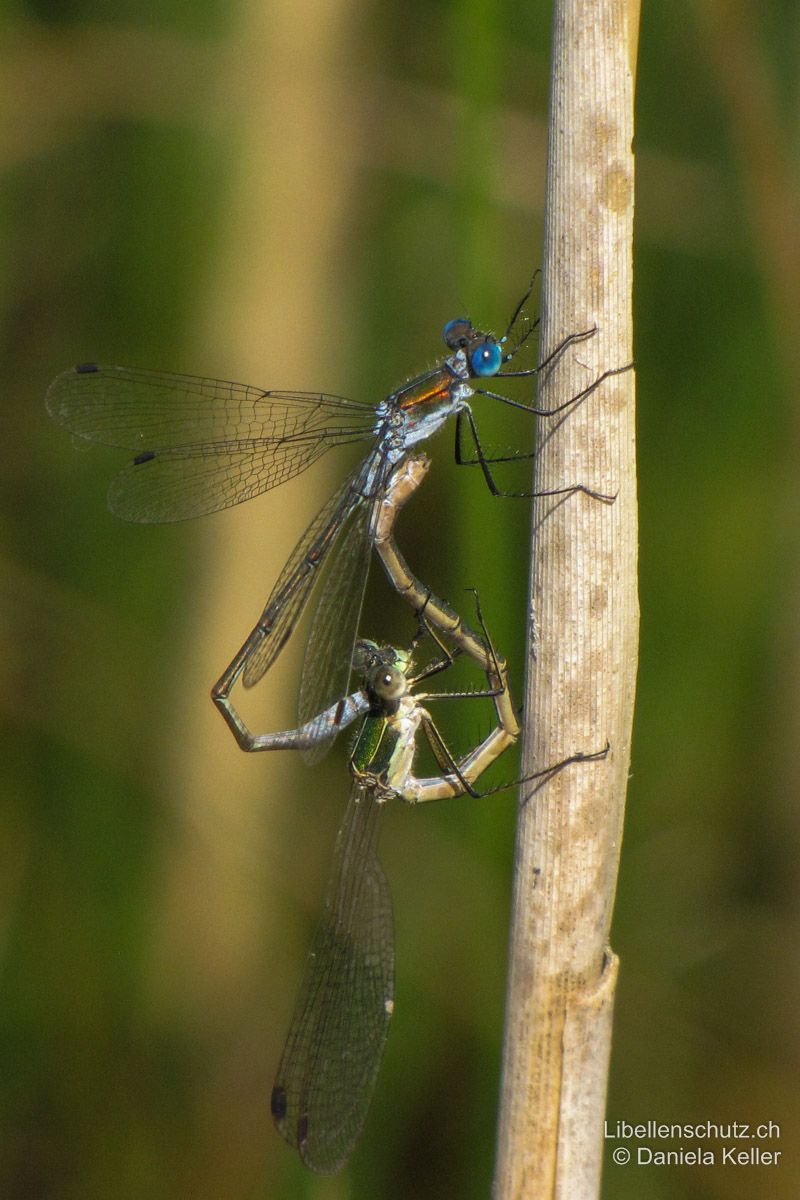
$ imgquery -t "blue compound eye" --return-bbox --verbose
[470,339,503,377]
[443,317,471,349]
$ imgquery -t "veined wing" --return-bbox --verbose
[297,456,395,764]
[45,365,376,448]
[240,466,369,689]
[46,365,377,522]
[271,783,393,1175]
[295,506,372,765]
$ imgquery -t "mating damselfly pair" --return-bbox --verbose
[46,285,620,1172]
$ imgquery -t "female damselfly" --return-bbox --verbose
[210,452,608,1172]
[265,614,606,1173]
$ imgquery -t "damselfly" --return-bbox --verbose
[209,462,526,1168]
[265,613,607,1174]
[46,285,624,758]
[211,452,608,1170]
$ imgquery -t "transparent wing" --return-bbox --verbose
[271,784,393,1175]
[46,365,377,522]
[240,467,367,689]
[46,365,376,448]
[296,455,395,764]
[296,500,373,765]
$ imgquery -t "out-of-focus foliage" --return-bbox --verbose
[2,2,798,1198]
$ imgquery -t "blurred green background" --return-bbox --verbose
[2,2,798,1197]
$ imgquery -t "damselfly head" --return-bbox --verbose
[353,641,410,676]
[353,641,411,705]
[352,639,382,673]
[467,337,503,377]
[367,660,408,705]
[442,318,502,379]
[442,317,472,348]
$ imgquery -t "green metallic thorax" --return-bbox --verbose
[351,713,404,784]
